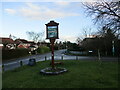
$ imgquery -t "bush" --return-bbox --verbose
[37,46,50,54]
[54,45,59,50]
[2,48,29,61]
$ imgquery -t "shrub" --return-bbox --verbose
[54,45,58,50]
[37,46,50,54]
[2,48,29,61]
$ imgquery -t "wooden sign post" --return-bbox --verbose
[45,21,59,69]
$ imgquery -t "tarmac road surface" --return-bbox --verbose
[1,49,119,71]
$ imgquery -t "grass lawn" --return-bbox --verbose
[2,60,118,88]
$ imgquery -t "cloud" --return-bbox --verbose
[4,3,79,20]
[5,9,16,14]
[25,3,40,10]
[2,0,119,2]
[18,3,80,20]
[0,0,99,2]
[60,35,77,43]
[54,2,70,6]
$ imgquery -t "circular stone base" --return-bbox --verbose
[40,67,68,75]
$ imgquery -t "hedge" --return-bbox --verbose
[2,48,29,61]
[37,46,50,54]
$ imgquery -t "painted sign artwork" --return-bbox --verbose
[48,26,57,38]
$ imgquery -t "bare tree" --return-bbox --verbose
[82,28,88,38]
[82,1,120,35]
[76,37,82,45]
[82,27,93,38]
[26,31,44,43]
[77,27,96,45]
[9,34,18,40]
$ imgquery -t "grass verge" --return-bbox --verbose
[2,60,118,88]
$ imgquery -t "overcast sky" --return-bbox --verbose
[0,0,100,43]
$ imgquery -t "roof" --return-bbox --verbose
[0,38,14,44]
[83,38,95,42]
[45,20,59,26]
[15,39,28,43]
[15,39,30,44]
[15,39,35,44]
[27,41,35,44]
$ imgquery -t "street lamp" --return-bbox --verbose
[45,20,59,69]
[112,40,115,56]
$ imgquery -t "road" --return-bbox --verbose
[1,49,119,71]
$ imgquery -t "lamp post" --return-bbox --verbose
[45,20,59,69]
[112,40,115,56]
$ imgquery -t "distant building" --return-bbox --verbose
[0,37,50,50]
[0,37,15,49]
[15,39,35,49]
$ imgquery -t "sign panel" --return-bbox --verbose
[47,26,57,38]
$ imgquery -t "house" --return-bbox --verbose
[15,39,35,49]
[0,37,15,49]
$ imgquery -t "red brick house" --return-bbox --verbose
[0,37,15,49]
[15,39,35,49]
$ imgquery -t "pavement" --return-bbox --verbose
[1,49,119,71]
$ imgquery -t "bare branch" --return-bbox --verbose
[26,31,44,43]
[82,1,120,33]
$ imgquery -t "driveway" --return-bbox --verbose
[1,49,119,71]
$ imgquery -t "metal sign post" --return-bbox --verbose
[45,21,59,69]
